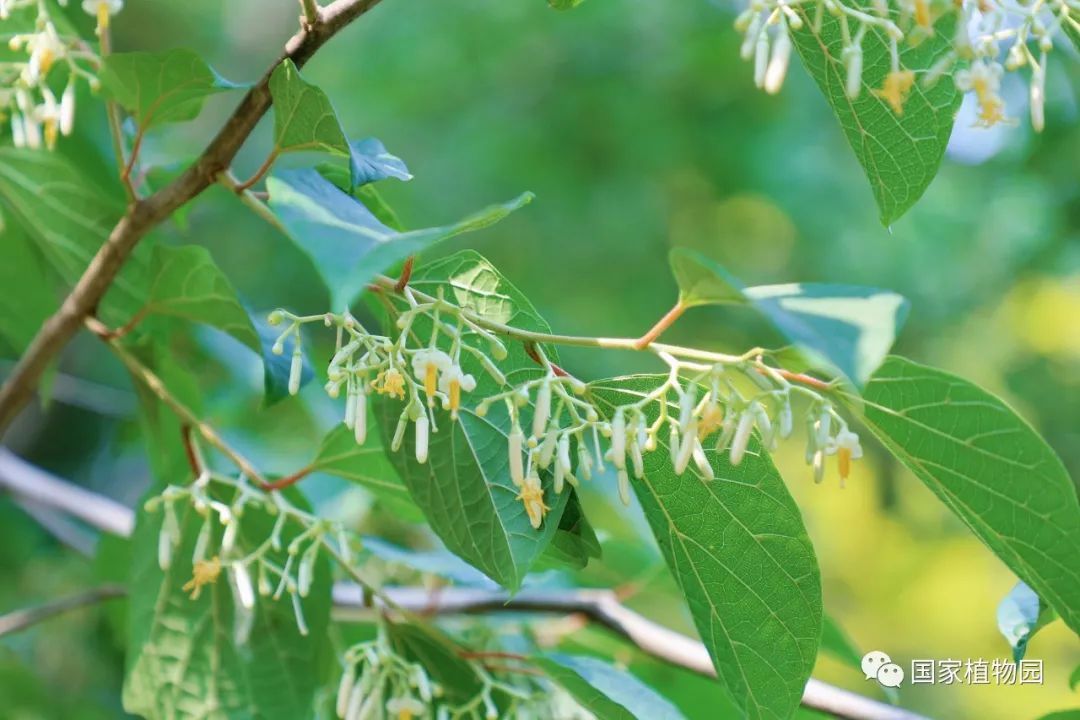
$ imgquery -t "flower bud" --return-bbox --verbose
[414,414,430,464]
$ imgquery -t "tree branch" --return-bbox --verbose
[0,452,928,720]
[0,584,126,638]
[0,0,386,439]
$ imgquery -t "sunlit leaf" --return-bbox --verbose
[101,49,244,130]
[855,356,1080,636]
[542,491,602,570]
[375,251,569,590]
[590,375,822,720]
[670,248,908,385]
[348,137,412,185]
[538,653,686,720]
[789,12,961,224]
[267,168,532,308]
[269,59,350,159]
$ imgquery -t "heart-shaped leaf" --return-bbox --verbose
[101,49,244,130]
[375,251,569,590]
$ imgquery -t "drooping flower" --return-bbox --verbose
[517,470,550,529]
[411,349,451,405]
[833,428,863,484]
[82,0,124,32]
[438,363,476,418]
[375,367,406,399]
[387,696,426,720]
[183,556,222,600]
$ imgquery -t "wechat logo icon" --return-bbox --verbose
[862,650,904,688]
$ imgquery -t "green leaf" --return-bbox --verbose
[541,491,602,570]
[997,581,1056,662]
[375,251,569,591]
[1070,663,1080,692]
[146,244,260,352]
[789,12,961,224]
[1035,712,1080,720]
[855,356,1080,636]
[267,168,532,309]
[538,653,686,720]
[384,622,485,704]
[0,225,55,353]
[308,423,416,515]
[590,375,822,720]
[101,49,243,130]
[669,248,908,385]
[549,0,587,8]
[820,613,863,671]
[269,59,350,159]
[348,137,412,186]
[0,148,150,324]
[318,163,405,230]
[124,486,331,720]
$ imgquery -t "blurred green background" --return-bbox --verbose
[2,1,1079,718]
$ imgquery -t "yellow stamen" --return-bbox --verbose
[874,70,916,115]
[182,556,221,600]
[838,447,852,480]
[97,2,110,31]
[914,0,931,28]
[517,482,550,529]
[424,363,437,399]
[696,404,725,440]
[39,48,55,74]
[449,379,461,411]
[376,369,405,399]
[44,119,57,150]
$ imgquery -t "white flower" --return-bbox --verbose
[508,425,525,486]
[610,409,626,470]
[82,0,123,31]
[729,408,755,466]
[411,348,451,403]
[414,414,430,464]
[516,470,549,529]
[438,363,475,417]
[387,695,426,719]
[833,428,862,483]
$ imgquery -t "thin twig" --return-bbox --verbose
[86,318,269,487]
[0,584,126,638]
[0,0,387,440]
[234,149,281,192]
[0,457,929,720]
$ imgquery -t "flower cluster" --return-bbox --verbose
[145,468,353,643]
[335,629,587,720]
[0,0,122,149]
[272,286,865,536]
[734,0,1077,130]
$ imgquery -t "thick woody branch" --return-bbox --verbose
[0,0,385,439]
[0,450,927,720]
